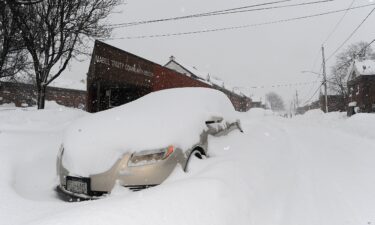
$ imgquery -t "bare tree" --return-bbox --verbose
[0,1,29,80]
[5,0,120,109]
[266,92,285,111]
[329,41,375,99]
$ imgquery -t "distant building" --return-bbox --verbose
[164,56,252,112]
[296,100,320,115]
[347,59,375,115]
[0,81,86,108]
[248,96,265,109]
[319,93,346,113]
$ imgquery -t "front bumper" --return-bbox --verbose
[56,184,107,201]
[56,148,187,200]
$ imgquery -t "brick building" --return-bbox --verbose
[86,41,252,113]
[319,94,346,112]
[1,40,252,112]
[347,59,375,115]
[0,81,86,108]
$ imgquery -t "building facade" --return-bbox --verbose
[1,41,252,112]
[86,41,252,113]
[347,59,375,115]
[0,81,86,108]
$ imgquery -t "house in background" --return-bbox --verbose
[296,100,320,115]
[319,92,346,113]
[164,56,210,82]
[347,59,375,115]
[0,79,86,108]
[249,96,265,109]
[164,55,252,111]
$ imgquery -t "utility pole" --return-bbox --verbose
[295,90,299,108]
[321,45,328,113]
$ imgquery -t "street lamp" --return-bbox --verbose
[301,70,328,113]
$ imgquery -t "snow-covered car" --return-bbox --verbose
[56,88,243,200]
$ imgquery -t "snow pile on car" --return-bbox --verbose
[62,87,238,176]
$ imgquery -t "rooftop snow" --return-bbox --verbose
[169,59,210,81]
[49,77,86,90]
[354,59,375,76]
[166,57,244,96]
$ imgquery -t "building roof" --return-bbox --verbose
[164,56,246,96]
[347,59,375,82]
[49,77,86,91]
[164,56,210,81]
[353,59,375,76]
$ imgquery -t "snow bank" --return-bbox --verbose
[343,113,375,139]
[0,101,87,131]
[3,91,375,225]
[295,109,346,122]
[62,88,237,176]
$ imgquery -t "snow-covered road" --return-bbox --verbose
[1,105,375,225]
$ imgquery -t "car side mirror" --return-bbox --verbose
[205,116,225,132]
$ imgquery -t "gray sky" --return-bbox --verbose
[62,0,375,106]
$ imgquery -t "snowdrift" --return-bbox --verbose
[62,87,238,175]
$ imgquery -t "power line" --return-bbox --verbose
[307,0,354,77]
[247,80,319,89]
[302,82,324,105]
[322,0,355,45]
[326,6,375,61]
[107,3,375,40]
[108,0,335,28]
[108,0,293,27]
[301,65,323,102]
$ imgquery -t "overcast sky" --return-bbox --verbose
[62,0,375,107]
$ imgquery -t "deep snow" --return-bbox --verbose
[62,88,238,176]
[1,103,375,225]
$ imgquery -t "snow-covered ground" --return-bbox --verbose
[1,104,375,225]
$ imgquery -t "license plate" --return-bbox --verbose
[66,177,89,194]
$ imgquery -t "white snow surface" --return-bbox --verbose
[62,87,238,176]
[1,103,375,225]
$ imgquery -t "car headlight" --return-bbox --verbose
[128,146,174,167]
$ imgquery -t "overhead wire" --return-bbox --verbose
[326,5,375,61]
[300,65,324,104]
[247,80,319,89]
[322,0,356,45]
[307,0,353,83]
[108,0,335,28]
[107,3,375,40]
[302,82,324,105]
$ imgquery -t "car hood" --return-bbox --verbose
[62,87,238,176]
